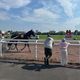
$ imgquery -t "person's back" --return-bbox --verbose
[59,38,70,66]
[44,35,54,65]
[59,41,69,51]
[44,37,54,49]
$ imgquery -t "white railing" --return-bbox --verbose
[0,39,80,63]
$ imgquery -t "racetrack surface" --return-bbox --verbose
[1,44,80,64]
[0,43,80,80]
[0,60,80,80]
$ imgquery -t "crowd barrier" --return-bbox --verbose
[0,39,80,64]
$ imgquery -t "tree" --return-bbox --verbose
[49,30,56,35]
[74,30,78,35]
[57,31,65,35]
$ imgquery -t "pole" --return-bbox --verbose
[0,41,2,56]
[78,41,80,64]
[35,40,38,60]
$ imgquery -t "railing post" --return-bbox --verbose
[35,40,38,60]
[0,40,2,56]
[78,41,80,64]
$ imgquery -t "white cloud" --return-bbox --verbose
[61,17,80,31]
[41,0,62,15]
[0,0,80,32]
[58,0,76,17]
[34,8,60,18]
[0,11,10,20]
[0,0,31,10]
[21,8,60,23]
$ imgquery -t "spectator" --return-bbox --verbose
[1,31,6,52]
[44,34,54,65]
[59,38,70,66]
[0,31,2,39]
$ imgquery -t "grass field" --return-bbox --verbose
[39,35,80,40]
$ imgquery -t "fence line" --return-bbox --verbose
[0,40,80,46]
[0,39,80,63]
[0,38,80,42]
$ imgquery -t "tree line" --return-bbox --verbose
[36,30,80,35]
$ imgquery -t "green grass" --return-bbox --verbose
[39,35,64,40]
[52,35,64,40]
[5,34,80,40]
[72,35,80,40]
[39,35,80,40]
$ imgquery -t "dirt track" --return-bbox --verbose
[1,43,80,64]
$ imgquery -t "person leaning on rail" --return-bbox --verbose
[44,34,54,66]
[1,31,7,52]
[59,38,70,66]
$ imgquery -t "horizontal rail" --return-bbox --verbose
[0,39,37,42]
[0,41,80,46]
[0,39,80,64]
[0,39,80,42]
[0,39,80,46]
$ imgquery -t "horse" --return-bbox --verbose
[7,30,36,52]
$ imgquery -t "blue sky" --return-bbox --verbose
[0,0,80,32]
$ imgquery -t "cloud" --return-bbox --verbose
[56,17,80,31]
[0,0,79,32]
[33,8,59,18]
[0,0,31,10]
[0,11,10,20]
[21,8,60,23]
[57,0,76,17]
[41,0,62,15]
[61,17,80,31]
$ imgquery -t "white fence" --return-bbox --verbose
[0,39,80,63]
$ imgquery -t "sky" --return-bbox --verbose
[0,0,80,32]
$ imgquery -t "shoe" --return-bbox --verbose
[44,58,49,65]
